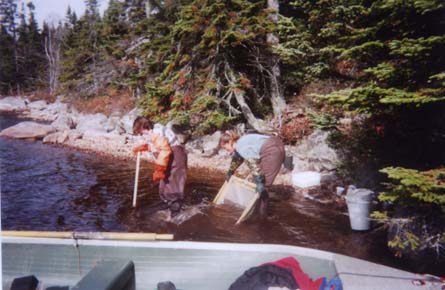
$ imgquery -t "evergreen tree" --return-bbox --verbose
[26,1,45,90]
[0,0,19,93]
[102,0,128,58]
[60,1,103,97]
[85,0,101,95]
[13,1,45,91]
[136,0,283,133]
[64,6,77,28]
[0,24,16,93]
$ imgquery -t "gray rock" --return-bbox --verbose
[202,131,221,156]
[295,130,339,172]
[120,107,143,134]
[25,110,58,122]
[42,101,68,115]
[75,113,108,133]
[43,131,69,144]
[0,96,28,112]
[291,156,311,172]
[0,121,56,139]
[51,114,76,130]
[187,131,222,157]
[27,100,47,111]
[68,130,83,141]
[103,112,122,133]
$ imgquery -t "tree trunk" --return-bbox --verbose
[44,26,61,94]
[267,0,286,118]
[233,89,270,132]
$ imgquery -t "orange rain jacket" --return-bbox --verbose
[148,132,172,168]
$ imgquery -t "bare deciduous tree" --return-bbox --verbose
[44,24,62,94]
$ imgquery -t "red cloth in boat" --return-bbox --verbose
[267,257,325,290]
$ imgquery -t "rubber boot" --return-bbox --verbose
[169,199,183,218]
[259,191,269,218]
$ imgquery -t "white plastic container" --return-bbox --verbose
[292,171,321,188]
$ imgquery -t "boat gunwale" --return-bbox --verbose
[1,236,336,261]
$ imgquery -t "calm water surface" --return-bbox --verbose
[1,114,444,276]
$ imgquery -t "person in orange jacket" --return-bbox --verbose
[132,116,188,216]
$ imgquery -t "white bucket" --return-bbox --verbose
[346,196,371,231]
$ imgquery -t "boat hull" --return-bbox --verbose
[1,236,431,290]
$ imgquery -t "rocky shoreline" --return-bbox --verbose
[0,96,342,193]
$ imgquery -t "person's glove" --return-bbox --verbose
[153,164,167,182]
[225,169,234,181]
[253,175,267,199]
[132,144,149,155]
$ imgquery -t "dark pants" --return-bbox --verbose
[260,136,285,187]
[159,145,187,203]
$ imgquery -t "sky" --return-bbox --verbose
[27,0,108,28]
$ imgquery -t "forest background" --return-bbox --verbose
[1,0,444,259]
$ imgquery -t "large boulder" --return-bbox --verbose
[27,100,47,111]
[186,130,222,157]
[120,108,143,134]
[51,114,76,131]
[202,131,222,156]
[43,130,69,144]
[0,121,56,139]
[75,113,108,133]
[104,111,123,133]
[0,96,28,112]
[294,130,339,172]
[41,100,68,116]
[25,99,69,121]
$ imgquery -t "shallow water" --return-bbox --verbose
[1,114,444,276]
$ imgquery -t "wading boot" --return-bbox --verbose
[168,200,183,218]
[259,191,269,218]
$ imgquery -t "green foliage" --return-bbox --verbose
[195,110,234,135]
[0,25,16,93]
[190,95,218,114]
[318,86,445,115]
[387,228,420,252]
[373,166,445,257]
[341,41,386,62]
[283,0,445,111]
[0,0,46,93]
[306,109,338,130]
[370,211,388,220]
[378,167,445,206]
[134,0,278,131]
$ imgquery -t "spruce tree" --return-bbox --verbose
[0,24,16,93]
[0,0,19,93]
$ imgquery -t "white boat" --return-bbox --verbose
[1,231,442,290]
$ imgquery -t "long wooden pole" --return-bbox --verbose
[1,231,173,241]
[133,152,141,207]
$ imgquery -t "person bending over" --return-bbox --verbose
[132,116,188,216]
[219,130,285,216]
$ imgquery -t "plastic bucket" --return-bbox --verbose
[345,196,371,231]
